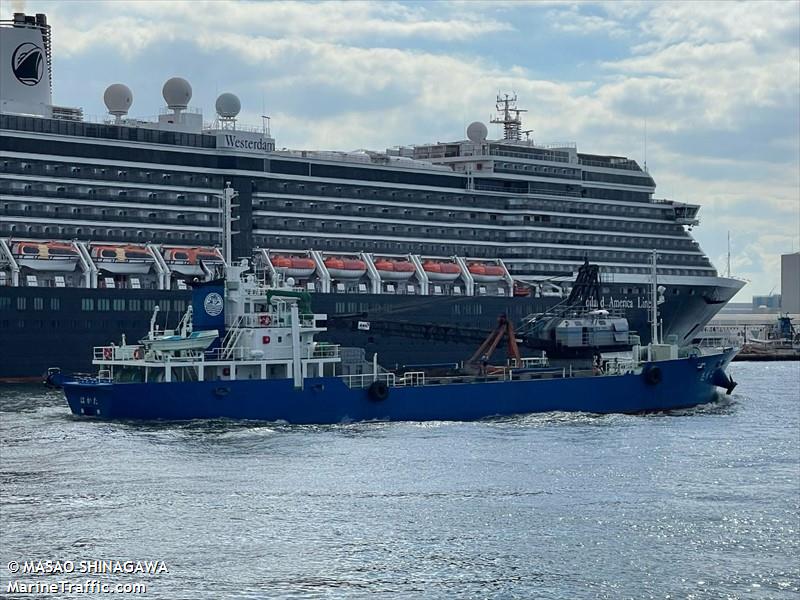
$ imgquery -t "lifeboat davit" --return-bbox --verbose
[271,256,316,278]
[11,240,79,272]
[468,263,504,283]
[374,259,415,280]
[90,244,153,274]
[325,257,367,279]
[422,261,461,281]
[162,247,223,275]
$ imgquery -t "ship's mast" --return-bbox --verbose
[650,250,659,345]
[490,93,527,142]
[726,231,731,278]
[220,182,239,266]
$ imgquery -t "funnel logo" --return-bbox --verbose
[203,292,223,317]
[11,42,44,86]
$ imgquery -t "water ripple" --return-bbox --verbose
[0,362,798,598]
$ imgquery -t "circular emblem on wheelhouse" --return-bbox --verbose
[11,42,44,86]
[203,292,223,317]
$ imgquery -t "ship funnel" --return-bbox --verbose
[0,12,53,117]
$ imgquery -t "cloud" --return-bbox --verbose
[546,4,627,38]
[39,0,514,57]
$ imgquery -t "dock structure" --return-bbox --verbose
[700,313,800,361]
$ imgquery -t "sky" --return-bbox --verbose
[5,0,799,300]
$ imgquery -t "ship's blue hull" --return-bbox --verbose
[62,349,737,423]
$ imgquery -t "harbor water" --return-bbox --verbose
[1,361,798,599]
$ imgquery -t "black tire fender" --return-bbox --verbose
[644,365,662,386]
[368,380,389,401]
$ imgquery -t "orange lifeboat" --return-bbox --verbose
[11,240,79,271]
[163,247,223,265]
[90,244,153,274]
[325,257,367,279]
[422,261,461,281]
[162,246,223,275]
[468,262,504,283]
[271,255,316,278]
[374,259,415,280]
[513,283,531,297]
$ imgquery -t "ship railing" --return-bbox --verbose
[340,372,396,389]
[205,346,249,361]
[577,158,642,171]
[93,344,145,361]
[600,358,639,375]
[238,313,318,329]
[696,335,740,350]
[508,357,550,369]
[489,148,571,163]
[310,344,340,359]
[397,371,426,386]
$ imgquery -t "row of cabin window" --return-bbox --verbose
[0,181,215,207]
[255,220,701,255]
[256,182,665,218]
[3,203,216,224]
[0,158,221,188]
[0,223,218,244]
[257,199,682,235]
[4,297,182,313]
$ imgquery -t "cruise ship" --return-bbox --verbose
[0,13,744,379]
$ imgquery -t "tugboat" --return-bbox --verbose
[53,194,739,423]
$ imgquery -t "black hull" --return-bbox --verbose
[0,283,733,378]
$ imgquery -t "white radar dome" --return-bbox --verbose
[162,77,192,110]
[466,121,488,143]
[103,83,133,116]
[215,92,241,118]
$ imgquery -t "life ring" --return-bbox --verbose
[644,365,662,385]
[102,347,112,360]
[133,348,143,360]
[368,380,389,401]
[259,314,272,327]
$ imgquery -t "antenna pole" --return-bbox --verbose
[490,93,527,141]
[651,250,659,346]
[726,231,731,277]
[221,182,239,266]
[644,118,648,172]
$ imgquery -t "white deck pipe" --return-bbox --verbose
[453,255,475,296]
[290,302,303,389]
[408,254,429,295]
[309,250,330,293]
[497,258,514,297]
[147,244,170,290]
[361,252,381,294]
[258,248,278,283]
[0,239,20,286]
[73,241,97,288]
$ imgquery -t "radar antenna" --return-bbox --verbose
[490,93,527,141]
